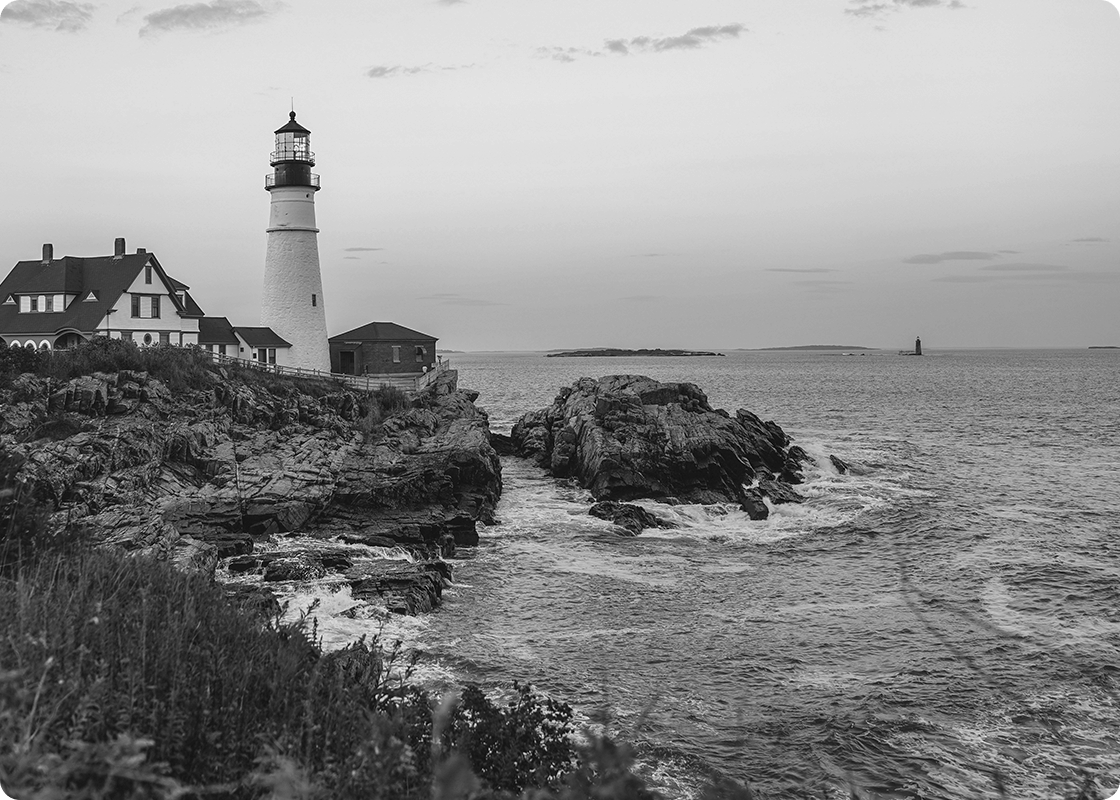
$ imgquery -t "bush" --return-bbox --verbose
[0,343,46,388]
[446,682,575,792]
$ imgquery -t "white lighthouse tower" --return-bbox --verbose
[261,111,330,371]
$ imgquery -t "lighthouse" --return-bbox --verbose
[261,111,330,371]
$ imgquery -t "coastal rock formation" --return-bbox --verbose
[0,363,500,614]
[588,500,676,536]
[511,375,809,509]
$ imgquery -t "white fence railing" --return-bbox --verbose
[208,352,451,393]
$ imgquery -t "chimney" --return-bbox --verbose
[42,243,53,264]
[114,237,125,259]
[136,248,146,255]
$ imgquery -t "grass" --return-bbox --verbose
[0,541,668,799]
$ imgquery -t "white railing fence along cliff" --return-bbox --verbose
[207,352,450,393]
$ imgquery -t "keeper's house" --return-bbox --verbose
[0,239,204,350]
[329,322,437,376]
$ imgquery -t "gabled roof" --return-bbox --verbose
[329,321,437,343]
[0,251,192,337]
[180,291,205,318]
[198,316,240,345]
[234,327,291,348]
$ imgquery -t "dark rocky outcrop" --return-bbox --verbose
[511,375,810,510]
[0,365,500,615]
[588,500,676,536]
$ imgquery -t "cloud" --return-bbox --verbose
[366,62,472,78]
[538,45,608,62]
[904,251,999,264]
[605,23,746,55]
[367,64,428,78]
[846,0,964,18]
[1,0,94,31]
[766,268,837,273]
[140,0,274,35]
[343,256,360,260]
[344,247,383,252]
[1070,237,1107,243]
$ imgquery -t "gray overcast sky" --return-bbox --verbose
[2,0,1118,350]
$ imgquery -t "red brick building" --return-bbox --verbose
[329,322,437,376]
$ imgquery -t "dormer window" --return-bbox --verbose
[145,265,152,284]
[29,297,38,312]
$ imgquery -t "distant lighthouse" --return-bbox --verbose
[915,336,923,356]
[261,111,330,371]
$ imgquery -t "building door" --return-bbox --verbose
[340,351,355,374]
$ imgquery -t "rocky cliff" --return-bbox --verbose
[0,365,500,614]
[511,375,809,518]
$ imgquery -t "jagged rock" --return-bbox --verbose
[588,500,675,535]
[758,478,806,505]
[511,375,809,505]
[227,548,355,582]
[830,454,849,474]
[1,365,502,594]
[348,560,453,615]
[740,488,770,520]
[489,432,517,456]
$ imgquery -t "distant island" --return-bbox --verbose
[752,345,876,351]
[546,348,725,358]
[1089,346,1119,349]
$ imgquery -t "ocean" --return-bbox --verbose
[274,348,1120,799]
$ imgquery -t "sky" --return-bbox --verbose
[1,0,1119,351]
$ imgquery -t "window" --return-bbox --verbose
[145,265,152,284]
[311,294,317,307]
[268,348,276,365]
[218,345,227,356]
[159,331,170,346]
[131,295,141,317]
[143,333,152,346]
[415,345,426,362]
[151,296,160,319]
[45,296,54,312]
[122,331,133,342]
[392,345,401,363]
[30,297,38,312]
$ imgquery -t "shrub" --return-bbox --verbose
[445,682,575,793]
[0,344,46,388]
[373,384,412,416]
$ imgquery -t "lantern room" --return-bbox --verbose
[266,111,320,190]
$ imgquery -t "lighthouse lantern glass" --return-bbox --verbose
[275,131,311,162]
